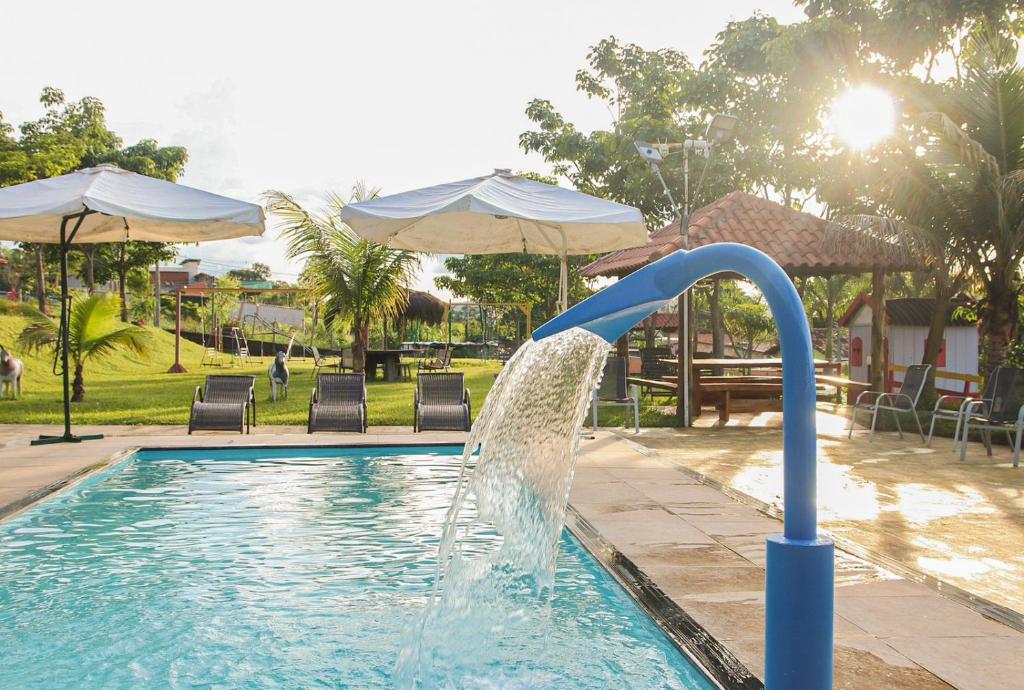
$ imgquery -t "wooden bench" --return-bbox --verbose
[627,376,677,395]
[700,381,784,422]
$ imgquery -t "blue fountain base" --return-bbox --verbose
[765,534,835,690]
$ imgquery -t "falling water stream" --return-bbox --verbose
[395,328,612,687]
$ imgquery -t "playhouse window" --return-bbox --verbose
[851,337,863,367]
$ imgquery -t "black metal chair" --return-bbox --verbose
[308,373,367,433]
[640,347,675,398]
[960,367,1024,467]
[414,372,470,432]
[311,346,340,379]
[189,375,256,434]
[591,357,640,433]
[928,366,1008,450]
[848,364,930,442]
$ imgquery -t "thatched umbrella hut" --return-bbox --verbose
[395,290,446,344]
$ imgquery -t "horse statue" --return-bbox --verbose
[268,351,289,401]
[0,344,24,400]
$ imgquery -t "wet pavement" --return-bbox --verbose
[627,405,1024,625]
[572,433,1024,690]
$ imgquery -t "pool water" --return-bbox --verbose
[0,446,714,689]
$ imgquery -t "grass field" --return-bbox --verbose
[0,312,676,428]
[0,313,506,426]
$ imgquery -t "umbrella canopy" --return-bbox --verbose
[339,169,647,311]
[0,164,264,242]
[0,164,265,445]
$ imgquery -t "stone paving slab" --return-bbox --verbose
[571,433,1024,690]
[628,407,1024,623]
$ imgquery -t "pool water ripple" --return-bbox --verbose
[0,448,713,689]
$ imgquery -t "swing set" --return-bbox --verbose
[441,301,532,359]
[167,286,312,373]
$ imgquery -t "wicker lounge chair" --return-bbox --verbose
[927,367,1011,450]
[591,356,640,433]
[418,348,452,374]
[188,375,256,434]
[848,364,930,442]
[308,373,367,433]
[414,372,470,432]
[960,367,1024,467]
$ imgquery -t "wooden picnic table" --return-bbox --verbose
[365,349,425,382]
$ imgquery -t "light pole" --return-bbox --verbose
[635,113,738,427]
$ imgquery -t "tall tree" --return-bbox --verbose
[0,88,187,311]
[265,186,420,373]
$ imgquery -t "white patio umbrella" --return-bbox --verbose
[338,169,647,312]
[0,164,265,445]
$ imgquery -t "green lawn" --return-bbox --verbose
[0,313,503,426]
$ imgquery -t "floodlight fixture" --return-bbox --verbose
[705,113,739,144]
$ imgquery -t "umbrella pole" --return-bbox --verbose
[32,212,103,446]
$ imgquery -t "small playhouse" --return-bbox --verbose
[839,295,979,394]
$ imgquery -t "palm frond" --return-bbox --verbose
[17,312,58,352]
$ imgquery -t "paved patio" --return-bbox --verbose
[2,422,1023,688]
[625,404,1024,623]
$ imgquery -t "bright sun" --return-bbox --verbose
[827,86,896,150]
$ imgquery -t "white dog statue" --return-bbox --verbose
[0,344,24,400]
[268,351,289,402]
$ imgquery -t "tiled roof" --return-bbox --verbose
[582,191,917,278]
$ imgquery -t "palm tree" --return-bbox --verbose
[264,185,419,373]
[935,28,1024,368]
[827,28,1024,396]
[18,294,150,401]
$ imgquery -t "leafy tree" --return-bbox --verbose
[0,88,187,311]
[226,262,272,282]
[18,294,150,401]
[803,274,865,360]
[827,28,1024,371]
[265,186,420,373]
[435,254,592,328]
[94,242,177,322]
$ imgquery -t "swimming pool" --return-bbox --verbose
[0,445,715,689]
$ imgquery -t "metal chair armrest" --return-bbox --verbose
[854,390,884,406]
[1017,404,1024,425]
[193,385,203,403]
[310,387,319,404]
[933,394,969,412]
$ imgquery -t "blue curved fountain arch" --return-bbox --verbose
[534,243,834,690]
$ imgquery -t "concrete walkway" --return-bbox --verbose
[572,433,1024,690]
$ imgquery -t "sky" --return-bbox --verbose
[1,0,806,297]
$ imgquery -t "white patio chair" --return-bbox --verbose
[591,357,640,434]
[848,364,930,442]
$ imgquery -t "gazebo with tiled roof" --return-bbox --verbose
[582,191,920,413]
[582,191,913,279]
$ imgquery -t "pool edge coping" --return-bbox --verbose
[0,446,141,524]
[565,504,761,690]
